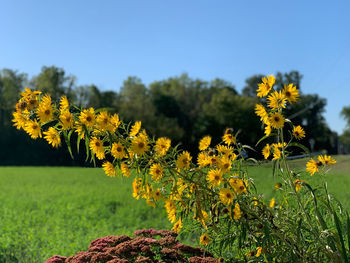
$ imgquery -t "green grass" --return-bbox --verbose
[0,167,170,262]
[0,155,349,262]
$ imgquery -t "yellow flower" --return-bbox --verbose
[154,137,171,157]
[153,188,162,201]
[257,75,275,97]
[129,121,141,137]
[102,161,116,177]
[306,159,321,175]
[96,111,113,132]
[59,111,74,130]
[37,95,54,123]
[197,152,210,168]
[110,114,121,131]
[216,145,233,155]
[172,218,182,233]
[219,188,234,205]
[255,104,269,124]
[218,155,232,172]
[89,137,105,160]
[207,169,223,188]
[150,163,164,181]
[256,247,263,257]
[264,123,272,136]
[24,119,42,139]
[233,202,242,220]
[275,182,282,190]
[269,198,276,208]
[59,95,69,113]
[294,179,306,192]
[293,125,305,140]
[199,136,211,151]
[79,108,95,128]
[199,233,211,246]
[20,88,41,99]
[208,155,219,167]
[269,112,285,129]
[131,134,149,156]
[176,151,192,170]
[222,133,236,146]
[267,90,287,110]
[165,199,177,223]
[111,142,126,159]
[120,162,131,177]
[283,83,299,104]
[272,145,281,160]
[262,144,271,159]
[318,155,336,166]
[229,177,247,194]
[12,111,28,130]
[132,178,142,199]
[43,127,61,148]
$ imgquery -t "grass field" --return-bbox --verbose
[0,155,349,262]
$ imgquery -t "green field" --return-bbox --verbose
[0,156,349,262]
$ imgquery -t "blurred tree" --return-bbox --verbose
[31,66,75,101]
[242,74,264,97]
[340,106,350,153]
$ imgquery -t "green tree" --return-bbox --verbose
[340,106,350,152]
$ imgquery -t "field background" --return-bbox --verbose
[0,155,349,262]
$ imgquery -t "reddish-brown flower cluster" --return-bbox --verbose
[46,229,218,263]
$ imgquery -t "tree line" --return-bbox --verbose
[0,66,344,166]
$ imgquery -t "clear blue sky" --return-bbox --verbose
[1,0,349,134]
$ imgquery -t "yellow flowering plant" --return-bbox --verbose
[11,77,349,262]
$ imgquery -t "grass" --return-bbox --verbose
[0,155,349,262]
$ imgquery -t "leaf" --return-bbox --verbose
[255,133,276,147]
[63,131,74,159]
[77,135,81,153]
[287,142,310,155]
[346,212,350,255]
[242,145,256,153]
[333,210,348,262]
[85,136,90,162]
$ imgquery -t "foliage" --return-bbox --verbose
[11,75,350,262]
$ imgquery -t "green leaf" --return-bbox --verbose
[287,142,310,155]
[255,133,276,147]
[242,145,256,153]
[63,131,74,159]
[85,136,90,162]
[333,210,348,262]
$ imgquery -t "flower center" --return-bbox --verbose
[117,147,122,152]
[138,142,144,148]
[45,109,51,115]
[86,116,92,122]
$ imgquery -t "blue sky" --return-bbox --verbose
[1,0,349,134]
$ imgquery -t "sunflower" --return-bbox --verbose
[111,142,126,159]
[208,155,219,167]
[262,144,271,159]
[220,188,234,205]
[255,104,269,124]
[59,111,73,130]
[131,134,149,156]
[197,152,210,168]
[199,233,211,246]
[283,83,299,104]
[269,198,275,208]
[229,177,247,194]
[275,182,282,190]
[150,163,164,181]
[318,155,336,166]
[218,156,232,172]
[59,95,69,113]
[37,95,54,123]
[89,137,105,160]
[43,127,61,148]
[293,125,305,140]
[267,90,287,110]
[257,75,275,97]
[153,188,162,201]
[269,113,285,129]
[24,119,42,139]
[176,151,192,170]
[79,108,95,128]
[20,88,41,99]
[294,179,306,192]
[264,123,272,136]
[233,202,242,220]
[74,122,85,139]
[216,145,233,155]
[272,143,282,160]
[199,136,211,151]
[306,159,321,175]
[172,218,182,233]
[207,169,223,188]
[12,111,28,130]
[256,247,263,257]
[110,114,121,131]
[96,111,112,132]
[120,162,131,177]
[132,178,142,199]
[222,133,236,145]
[155,137,171,157]
[130,121,141,137]
[165,199,177,223]
[102,161,116,177]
